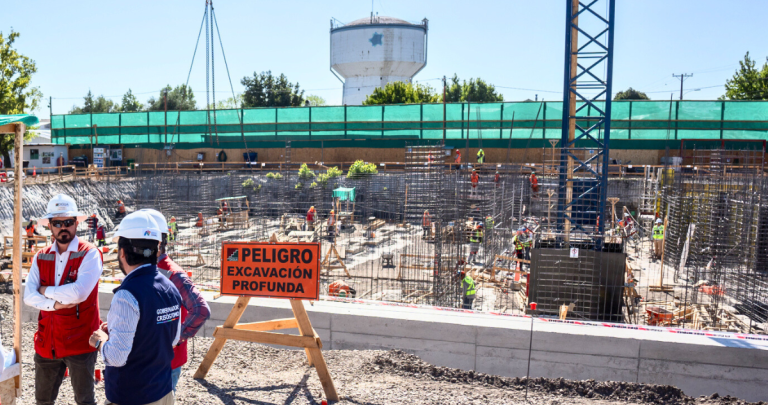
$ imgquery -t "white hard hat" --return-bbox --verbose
[656,218,662,224]
[112,211,162,242]
[37,194,86,226]
[139,209,168,236]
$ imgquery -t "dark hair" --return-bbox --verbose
[158,233,168,254]
[118,237,158,266]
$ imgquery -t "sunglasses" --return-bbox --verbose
[50,219,77,228]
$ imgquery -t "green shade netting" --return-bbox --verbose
[0,114,39,128]
[332,187,356,202]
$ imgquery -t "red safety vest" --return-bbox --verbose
[307,210,315,222]
[157,255,189,370]
[34,241,101,359]
[471,173,479,186]
[25,225,35,238]
[117,202,126,214]
[422,213,431,227]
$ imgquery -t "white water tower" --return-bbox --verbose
[330,16,428,105]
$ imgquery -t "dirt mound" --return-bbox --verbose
[366,350,763,405]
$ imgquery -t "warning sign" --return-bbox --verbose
[220,242,320,300]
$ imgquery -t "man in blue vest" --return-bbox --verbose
[89,211,182,405]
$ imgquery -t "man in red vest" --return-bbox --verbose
[24,194,102,405]
[141,209,210,392]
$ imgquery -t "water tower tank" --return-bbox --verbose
[330,16,428,105]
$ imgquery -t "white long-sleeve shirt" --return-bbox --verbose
[101,264,181,367]
[24,236,103,311]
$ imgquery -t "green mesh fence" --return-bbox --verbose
[51,100,768,148]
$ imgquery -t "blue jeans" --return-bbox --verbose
[171,367,182,392]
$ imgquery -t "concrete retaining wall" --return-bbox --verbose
[22,285,768,402]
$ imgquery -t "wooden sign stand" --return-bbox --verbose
[194,234,338,401]
[193,297,338,401]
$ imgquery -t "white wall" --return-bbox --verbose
[11,145,68,173]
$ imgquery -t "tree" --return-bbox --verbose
[443,75,503,102]
[613,87,650,101]
[121,89,143,112]
[363,81,439,105]
[0,30,42,166]
[305,95,326,106]
[147,85,196,111]
[722,52,768,100]
[69,90,120,114]
[212,94,243,109]
[241,71,304,107]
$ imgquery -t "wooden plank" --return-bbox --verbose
[213,327,318,348]
[12,122,23,395]
[233,318,298,332]
[291,300,339,402]
[495,254,530,264]
[193,296,251,379]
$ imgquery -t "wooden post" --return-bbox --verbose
[12,123,24,395]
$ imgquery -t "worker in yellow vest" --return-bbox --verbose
[653,218,665,259]
[459,270,476,309]
[476,149,485,164]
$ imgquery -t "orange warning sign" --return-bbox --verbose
[220,242,320,300]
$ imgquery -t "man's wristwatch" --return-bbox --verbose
[95,340,102,350]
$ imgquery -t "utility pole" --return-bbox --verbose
[672,73,693,100]
[442,76,447,141]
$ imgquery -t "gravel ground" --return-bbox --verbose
[0,293,763,405]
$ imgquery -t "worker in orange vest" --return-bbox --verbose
[422,210,432,239]
[494,170,500,188]
[116,199,126,218]
[455,149,462,169]
[470,169,479,197]
[307,206,316,231]
[25,219,39,252]
[196,212,204,227]
[530,170,539,197]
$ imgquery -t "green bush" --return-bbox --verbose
[295,182,303,189]
[266,172,283,180]
[309,182,318,189]
[327,166,343,178]
[242,178,254,188]
[298,163,315,179]
[347,160,378,178]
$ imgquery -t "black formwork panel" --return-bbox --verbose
[529,248,626,322]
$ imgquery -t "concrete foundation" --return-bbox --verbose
[21,285,768,402]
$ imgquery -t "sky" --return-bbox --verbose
[4,0,767,118]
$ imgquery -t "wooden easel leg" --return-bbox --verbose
[290,300,339,402]
[193,296,251,379]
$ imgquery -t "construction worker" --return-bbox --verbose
[168,216,177,242]
[512,228,525,271]
[56,152,66,168]
[328,209,337,239]
[25,219,39,252]
[24,194,102,405]
[329,280,357,298]
[485,215,494,230]
[455,149,461,168]
[96,224,106,247]
[470,169,479,197]
[523,226,533,264]
[422,210,432,239]
[89,211,181,405]
[476,148,485,164]
[427,152,435,164]
[494,170,500,188]
[459,270,476,309]
[653,218,665,259]
[140,209,211,392]
[530,170,539,197]
[116,199,126,219]
[196,212,204,227]
[469,224,483,263]
[222,201,229,214]
[86,213,98,243]
[307,206,316,231]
